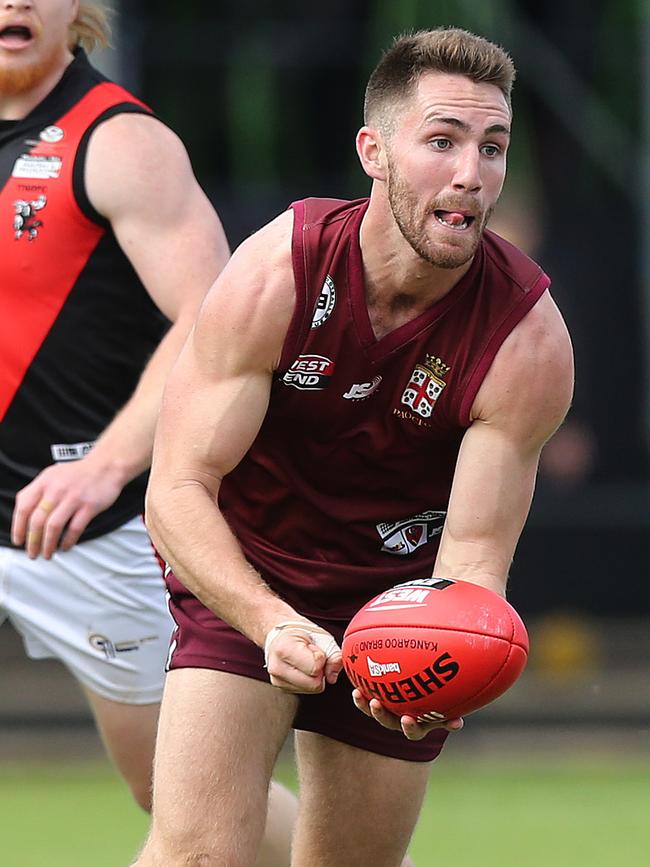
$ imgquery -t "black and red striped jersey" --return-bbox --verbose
[218,197,550,619]
[0,49,169,546]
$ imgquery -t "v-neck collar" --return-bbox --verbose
[0,48,96,148]
[347,201,483,362]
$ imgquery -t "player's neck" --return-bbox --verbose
[0,54,73,120]
[363,271,470,340]
[360,207,474,337]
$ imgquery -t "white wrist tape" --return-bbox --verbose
[263,620,340,667]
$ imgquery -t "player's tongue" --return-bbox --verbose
[435,210,468,228]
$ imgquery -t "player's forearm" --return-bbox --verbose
[80,316,195,485]
[433,494,534,596]
[146,477,299,647]
[433,537,510,595]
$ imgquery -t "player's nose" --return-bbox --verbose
[451,146,482,193]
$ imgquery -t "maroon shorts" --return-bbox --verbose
[165,570,448,763]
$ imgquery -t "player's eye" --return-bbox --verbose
[431,138,452,151]
[480,144,501,157]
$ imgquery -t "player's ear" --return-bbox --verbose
[356,126,388,182]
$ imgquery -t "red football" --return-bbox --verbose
[342,578,529,722]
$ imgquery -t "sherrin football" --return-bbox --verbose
[342,577,529,722]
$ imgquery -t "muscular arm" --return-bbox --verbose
[434,291,575,593]
[145,212,340,691]
[12,113,230,557]
[355,291,574,738]
[83,114,230,485]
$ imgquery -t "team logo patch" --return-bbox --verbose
[282,354,335,390]
[376,510,446,555]
[12,154,62,180]
[13,194,47,241]
[343,376,382,400]
[39,125,65,144]
[311,275,336,328]
[400,354,450,419]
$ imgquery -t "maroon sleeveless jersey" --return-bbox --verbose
[218,197,550,619]
[0,49,169,546]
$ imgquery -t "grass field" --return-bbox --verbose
[1,754,648,866]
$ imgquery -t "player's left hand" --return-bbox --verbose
[10,459,126,559]
[352,689,464,740]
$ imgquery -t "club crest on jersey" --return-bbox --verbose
[400,354,450,418]
[376,510,446,555]
[282,354,335,390]
[311,275,336,328]
[13,194,47,241]
[39,125,65,144]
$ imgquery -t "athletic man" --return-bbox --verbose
[0,3,295,861]
[139,28,574,867]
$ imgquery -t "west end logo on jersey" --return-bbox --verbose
[13,194,47,241]
[282,354,335,390]
[400,354,451,419]
[311,275,336,328]
[366,579,453,612]
[343,376,382,400]
[376,509,446,556]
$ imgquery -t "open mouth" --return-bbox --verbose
[434,210,475,231]
[0,25,34,45]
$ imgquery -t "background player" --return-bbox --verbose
[137,26,573,867]
[0,2,294,862]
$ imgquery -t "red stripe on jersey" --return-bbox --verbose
[0,83,147,421]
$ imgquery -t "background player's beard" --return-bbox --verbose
[0,43,65,97]
[387,157,492,270]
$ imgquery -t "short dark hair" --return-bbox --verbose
[364,28,515,131]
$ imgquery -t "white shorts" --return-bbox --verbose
[0,515,173,704]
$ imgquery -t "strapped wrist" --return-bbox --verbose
[263,620,340,667]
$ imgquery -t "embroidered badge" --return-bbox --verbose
[400,354,450,419]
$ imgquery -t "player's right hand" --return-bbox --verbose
[11,459,125,559]
[264,620,343,694]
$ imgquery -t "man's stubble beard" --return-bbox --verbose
[386,159,493,270]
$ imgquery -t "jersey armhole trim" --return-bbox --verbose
[457,270,551,426]
[277,200,310,374]
[72,102,154,228]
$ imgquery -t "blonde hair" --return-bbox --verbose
[69,2,112,53]
[365,28,515,131]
